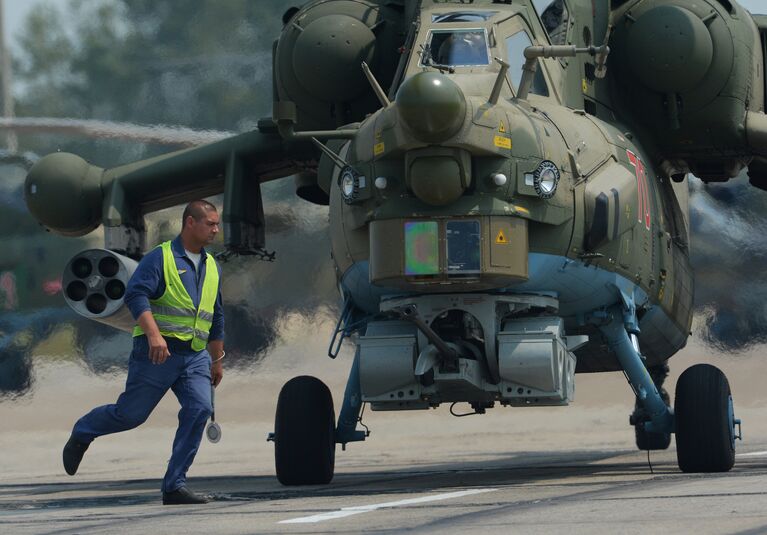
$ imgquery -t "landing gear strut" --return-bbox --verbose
[595,301,740,473]
[632,363,671,451]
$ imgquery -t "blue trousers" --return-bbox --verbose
[72,346,212,492]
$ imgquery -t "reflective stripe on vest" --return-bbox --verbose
[150,305,214,322]
[133,241,220,351]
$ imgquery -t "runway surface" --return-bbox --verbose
[2,334,767,534]
[2,445,767,534]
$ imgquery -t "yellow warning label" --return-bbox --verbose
[512,205,530,216]
[582,78,588,93]
[374,142,385,156]
[499,120,506,133]
[493,135,511,149]
[495,229,508,244]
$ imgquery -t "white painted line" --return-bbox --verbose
[279,487,497,524]
[737,450,767,458]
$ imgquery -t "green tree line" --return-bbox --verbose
[12,0,291,164]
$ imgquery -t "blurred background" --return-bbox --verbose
[0,0,343,401]
[1,1,767,481]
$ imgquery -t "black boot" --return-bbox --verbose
[162,486,209,505]
[62,435,90,476]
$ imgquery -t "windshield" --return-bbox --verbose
[506,30,549,96]
[535,0,569,45]
[421,29,490,67]
[432,12,498,23]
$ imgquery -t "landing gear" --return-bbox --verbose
[274,376,336,485]
[595,303,738,472]
[675,364,736,473]
[634,389,672,450]
[633,364,671,451]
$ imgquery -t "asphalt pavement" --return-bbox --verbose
[2,443,767,534]
[2,338,766,534]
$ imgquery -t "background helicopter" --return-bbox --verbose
[4,0,767,486]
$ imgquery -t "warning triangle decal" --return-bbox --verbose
[495,229,508,244]
[499,120,506,133]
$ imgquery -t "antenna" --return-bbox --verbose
[595,25,613,79]
[361,61,391,107]
[488,57,511,105]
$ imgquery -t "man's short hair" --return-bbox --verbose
[182,200,217,228]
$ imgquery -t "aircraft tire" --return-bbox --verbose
[674,364,735,473]
[274,375,336,485]
[634,388,671,451]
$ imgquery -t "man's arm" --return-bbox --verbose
[208,260,225,386]
[137,310,171,364]
[125,247,167,364]
[208,339,224,386]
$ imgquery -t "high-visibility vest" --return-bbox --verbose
[133,241,220,351]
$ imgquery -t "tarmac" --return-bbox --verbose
[1,324,767,534]
[2,439,767,534]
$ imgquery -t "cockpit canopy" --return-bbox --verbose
[421,29,490,67]
[431,11,497,23]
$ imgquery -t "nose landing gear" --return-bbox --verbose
[273,375,336,485]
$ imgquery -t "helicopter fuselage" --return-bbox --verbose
[324,3,692,392]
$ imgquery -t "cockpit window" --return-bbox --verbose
[432,11,498,23]
[534,0,570,45]
[421,29,490,67]
[506,31,549,96]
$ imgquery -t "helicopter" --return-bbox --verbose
[19,0,767,484]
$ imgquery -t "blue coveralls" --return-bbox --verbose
[71,236,224,493]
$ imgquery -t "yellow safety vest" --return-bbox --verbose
[133,241,220,351]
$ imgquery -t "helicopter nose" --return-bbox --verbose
[395,72,467,143]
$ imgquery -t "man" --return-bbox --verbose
[62,200,225,505]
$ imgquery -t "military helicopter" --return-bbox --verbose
[20,0,767,484]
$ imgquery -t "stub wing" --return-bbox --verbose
[24,122,316,258]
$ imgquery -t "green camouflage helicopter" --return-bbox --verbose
[19,0,767,483]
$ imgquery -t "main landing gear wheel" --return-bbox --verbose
[675,364,735,473]
[274,375,336,485]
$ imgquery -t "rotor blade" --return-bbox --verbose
[0,117,235,147]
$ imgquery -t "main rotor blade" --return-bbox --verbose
[0,117,235,147]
